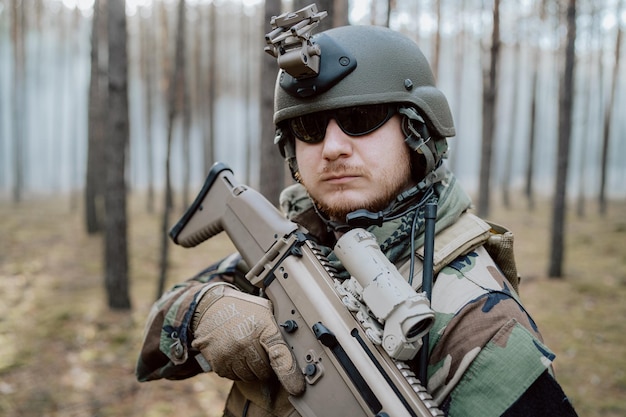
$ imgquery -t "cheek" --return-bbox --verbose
[294,142,318,175]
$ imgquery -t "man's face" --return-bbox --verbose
[295,114,415,221]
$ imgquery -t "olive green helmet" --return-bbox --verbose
[273,24,455,183]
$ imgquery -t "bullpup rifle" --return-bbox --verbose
[170,163,444,417]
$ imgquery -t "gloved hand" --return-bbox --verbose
[191,282,305,396]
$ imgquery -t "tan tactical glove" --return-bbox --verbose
[191,282,305,396]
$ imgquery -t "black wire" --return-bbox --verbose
[407,191,439,287]
[408,203,421,287]
[242,399,250,417]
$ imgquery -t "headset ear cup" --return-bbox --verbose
[399,105,450,181]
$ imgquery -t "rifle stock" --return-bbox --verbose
[170,163,443,417]
[169,162,298,266]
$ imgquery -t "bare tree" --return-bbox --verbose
[0,25,3,189]
[179,0,191,208]
[86,0,107,233]
[259,0,285,205]
[432,0,442,80]
[156,0,187,299]
[524,51,539,211]
[190,4,208,178]
[69,8,84,210]
[501,37,521,209]
[448,0,467,173]
[332,0,350,27]
[105,0,131,309]
[524,0,550,211]
[549,0,577,279]
[204,2,217,173]
[576,1,600,218]
[10,0,26,203]
[598,0,624,216]
[140,4,156,213]
[384,0,393,27]
[477,0,500,218]
[54,6,69,196]
[243,8,254,185]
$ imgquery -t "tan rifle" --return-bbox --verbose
[170,163,444,417]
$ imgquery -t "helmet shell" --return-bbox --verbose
[273,25,455,138]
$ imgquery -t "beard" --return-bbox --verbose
[310,190,400,222]
[302,161,414,222]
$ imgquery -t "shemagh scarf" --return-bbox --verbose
[307,169,473,280]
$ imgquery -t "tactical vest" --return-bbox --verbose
[398,212,520,293]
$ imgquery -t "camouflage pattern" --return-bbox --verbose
[426,246,553,416]
[136,171,556,417]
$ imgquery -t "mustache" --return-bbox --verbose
[317,162,366,179]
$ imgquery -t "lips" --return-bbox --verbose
[320,172,360,182]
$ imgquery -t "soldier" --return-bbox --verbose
[136,20,578,417]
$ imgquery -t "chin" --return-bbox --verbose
[319,195,383,220]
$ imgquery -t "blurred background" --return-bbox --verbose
[0,0,625,416]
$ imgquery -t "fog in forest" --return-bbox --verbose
[0,0,624,200]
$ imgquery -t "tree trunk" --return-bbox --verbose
[575,47,591,218]
[549,0,576,279]
[156,0,187,299]
[332,0,349,27]
[525,52,538,211]
[259,0,285,205]
[10,0,26,204]
[140,5,156,213]
[69,8,83,211]
[525,0,550,211]
[502,39,521,209]
[432,0,442,80]
[243,9,253,185]
[204,2,216,173]
[105,0,131,309]
[86,0,107,233]
[179,0,191,209]
[448,0,466,173]
[576,3,600,218]
[477,0,500,218]
[598,0,623,216]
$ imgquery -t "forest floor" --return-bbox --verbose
[0,191,624,417]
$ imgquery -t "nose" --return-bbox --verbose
[321,119,352,161]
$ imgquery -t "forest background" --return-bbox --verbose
[0,0,625,416]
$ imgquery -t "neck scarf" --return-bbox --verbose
[283,168,473,279]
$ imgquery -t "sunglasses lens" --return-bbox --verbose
[289,113,327,143]
[288,104,393,143]
[335,105,392,136]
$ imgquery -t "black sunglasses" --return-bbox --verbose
[286,104,396,144]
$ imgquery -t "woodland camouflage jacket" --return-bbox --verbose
[136,178,558,417]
